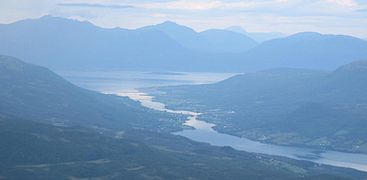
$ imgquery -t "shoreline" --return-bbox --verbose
[122,88,367,173]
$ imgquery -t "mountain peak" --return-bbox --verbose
[9,15,97,29]
[0,55,31,72]
[38,15,76,22]
[39,15,53,19]
[139,20,196,32]
[161,20,178,26]
[153,20,195,32]
[226,26,248,34]
[285,32,359,44]
[335,60,367,73]
[288,32,323,40]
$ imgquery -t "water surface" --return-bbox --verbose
[128,90,367,173]
[59,70,367,172]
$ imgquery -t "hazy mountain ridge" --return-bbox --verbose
[0,16,215,71]
[239,32,367,70]
[151,61,367,153]
[1,16,367,72]
[199,29,258,53]
[334,60,367,75]
[140,21,258,53]
[226,26,285,42]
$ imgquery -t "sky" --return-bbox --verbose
[1,0,367,37]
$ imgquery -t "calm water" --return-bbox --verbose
[123,90,367,173]
[59,70,367,172]
[58,70,235,93]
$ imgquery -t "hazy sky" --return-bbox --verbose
[1,0,367,37]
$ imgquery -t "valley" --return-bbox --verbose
[147,62,367,155]
[5,56,363,179]
[1,9,367,179]
[59,67,367,173]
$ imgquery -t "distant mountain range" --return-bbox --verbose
[1,16,367,72]
[226,26,285,43]
[140,21,258,53]
[152,61,367,154]
[239,32,367,70]
[0,16,207,71]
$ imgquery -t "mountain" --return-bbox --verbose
[138,21,201,50]
[199,29,258,53]
[0,16,231,72]
[239,32,367,70]
[2,55,364,179]
[140,21,257,53]
[0,55,182,132]
[3,114,364,179]
[1,16,367,72]
[227,26,285,43]
[151,61,367,153]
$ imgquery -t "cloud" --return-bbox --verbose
[57,3,135,9]
[1,0,367,37]
[138,1,224,10]
[137,0,290,11]
[324,0,358,7]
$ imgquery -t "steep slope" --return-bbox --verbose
[0,55,183,132]
[2,114,364,179]
[152,61,367,153]
[240,32,367,70]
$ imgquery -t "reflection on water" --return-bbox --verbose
[59,70,367,173]
[118,89,199,116]
[176,128,367,172]
[58,70,235,93]
[120,89,367,172]
[183,116,215,131]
